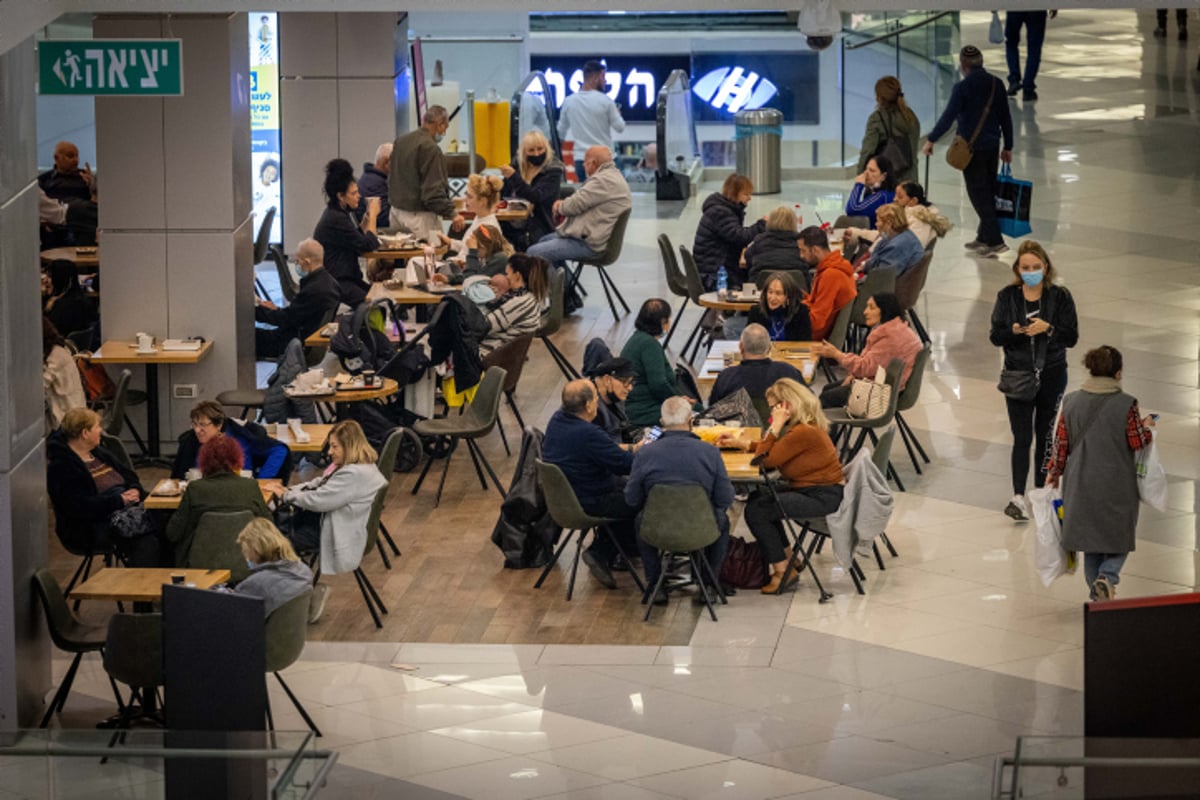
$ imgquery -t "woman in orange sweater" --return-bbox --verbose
[720,378,845,593]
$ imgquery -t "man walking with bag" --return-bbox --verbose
[922,45,1014,258]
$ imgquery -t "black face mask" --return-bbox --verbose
[526,152,547,167]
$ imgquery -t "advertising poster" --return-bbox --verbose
[250,12,281,245]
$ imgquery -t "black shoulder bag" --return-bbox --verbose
[997,288,1055,402]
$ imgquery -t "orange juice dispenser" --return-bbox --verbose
[473,88,511,169]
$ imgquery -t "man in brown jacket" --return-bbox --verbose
[388,105,465,241]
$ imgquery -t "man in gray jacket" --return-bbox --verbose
[388,105,466,241]
[527,146,631,270]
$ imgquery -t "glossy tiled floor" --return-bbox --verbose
[42,10,1200,799]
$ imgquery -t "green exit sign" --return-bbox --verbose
[39,40,183,96]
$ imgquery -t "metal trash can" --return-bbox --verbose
[734,108,782,194]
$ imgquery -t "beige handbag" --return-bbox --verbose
[945,79,997,172]
[845,366,892,419]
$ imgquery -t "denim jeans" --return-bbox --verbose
[527,232,600,270]
[1084,552,1128,587]
[1005,11,1048,91]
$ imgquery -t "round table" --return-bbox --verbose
[333,378,398,403]
[698,291,757,313]
[41,246,99,268]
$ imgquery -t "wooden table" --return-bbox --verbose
[454,198,533,222]
[367,283,449,305]
[270,423,334,453]
[144,478,276,511]
[71,567,231,603]
[363,243,448,261]
[721,452,761,481]
[696,341,819,388]
[41,246,99,269]
[89,340,214,460]
[698,291,757,313]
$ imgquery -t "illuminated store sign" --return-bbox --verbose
[531,52,820,124]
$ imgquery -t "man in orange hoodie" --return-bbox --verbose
[799,226,857,341]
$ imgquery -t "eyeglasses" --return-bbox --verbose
[191,419,216,430]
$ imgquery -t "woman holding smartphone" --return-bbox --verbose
[719,378,844,594]
[989,241,1078,522]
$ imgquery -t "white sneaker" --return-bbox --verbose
[308,583,330,623]
[1004,495,1029,521]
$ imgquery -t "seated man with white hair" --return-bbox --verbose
[254,238,340,360]
[357,141,393,224]
[625,396,735,606]
[709,323,805,407]
[527,145,632,270]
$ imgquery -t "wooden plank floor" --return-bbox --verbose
[48,220,726,645]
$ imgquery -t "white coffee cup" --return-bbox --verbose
[185,468,202,482]
[802,361,816,380]
[136,332,153,351]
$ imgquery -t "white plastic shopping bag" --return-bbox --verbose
[989,12,1005,44]
[1136,440,1168,512]
[1028,485,1075,588]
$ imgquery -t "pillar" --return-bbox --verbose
[278,12,405,249]
[95,13,255,441]
[0,37,51,729]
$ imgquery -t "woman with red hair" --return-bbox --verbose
[166,434,272,568]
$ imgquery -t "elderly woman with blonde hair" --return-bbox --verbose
[859,203,926,277]
[268,420,386,578]
[719,378,845,593]
[744,206,807,285]
[500,129,564,250]
[234,519,314,617]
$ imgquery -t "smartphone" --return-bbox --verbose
[643,426,663,443]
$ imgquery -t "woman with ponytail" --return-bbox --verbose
[856,76,921,184]
[313,158,380,307]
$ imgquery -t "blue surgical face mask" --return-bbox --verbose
[433,133,445,144]
[1021,270,1044,288]
[246,559,257,569]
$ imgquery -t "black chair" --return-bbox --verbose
[33,569,124,728]
[825,358,906,491]
[253,207,278,302]
[893,343,933,474]
[657,234,690,349]
[102,612,164,731]
[102,369,150,459]
[819,301,856,384]
[538,268,580,381]
[565,208,632,322]
[187,510,257,583]
[533,461,645,601]
[216,388,266,422]
[846,267,896,353]
[270,244,298,304]
[373,428,413,569]
[100,432,134,472]
[638,484,727,621]
[482,335,534,456]
[677,245,717,363]
[264,589,320,736]
[895,251,933,344]
[411,367,508,508]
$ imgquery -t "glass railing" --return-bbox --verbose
[0,729,335,799]
[994,736,1200,799]
[840,11,960,176]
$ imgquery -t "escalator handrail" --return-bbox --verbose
[654,68,698,181]
[509,71,564,164]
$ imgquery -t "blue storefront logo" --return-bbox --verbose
[691,66,778,114]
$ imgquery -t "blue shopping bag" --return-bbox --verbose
[995,164,1033,238]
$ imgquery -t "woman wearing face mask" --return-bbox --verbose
[312,158,380,307]
[1046,346,1154,602]
[693,174,766,289]
[748,273,811,342]
[989,241,1078,522]
[499,130,564,251]
[844,155,896,230]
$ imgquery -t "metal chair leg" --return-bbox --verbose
[689,553,718,622]
[642,556,670,621]
[534,529,577,589]
[663,297,690,349]
[376,538,392,570]
[497,419,511,457]
[880,532,899,558]
[567,528,585,601]
[506,391,526,430]
[353,568,387,628]
[379,521,401,557]
[466,439,506,497]
[872,541,886,571]
[274,672,322,737]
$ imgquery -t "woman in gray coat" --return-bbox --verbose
[1047,346,1154,601]
[269,420,386,577]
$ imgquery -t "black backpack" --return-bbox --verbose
[330,299,398,374]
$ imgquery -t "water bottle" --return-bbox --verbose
[716,265,728,300]
[794,204,804,227]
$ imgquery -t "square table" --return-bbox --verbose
[89,340,213,460]
[71,567,231,603]
[144,478,276,511]
[696,341,818,388]
[270,423,333,453]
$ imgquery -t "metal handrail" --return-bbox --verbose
[844,11,953,50]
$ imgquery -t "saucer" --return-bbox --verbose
[136,348,156,354]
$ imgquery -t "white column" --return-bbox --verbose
[279,12,404,249]
[95,13,255,444]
